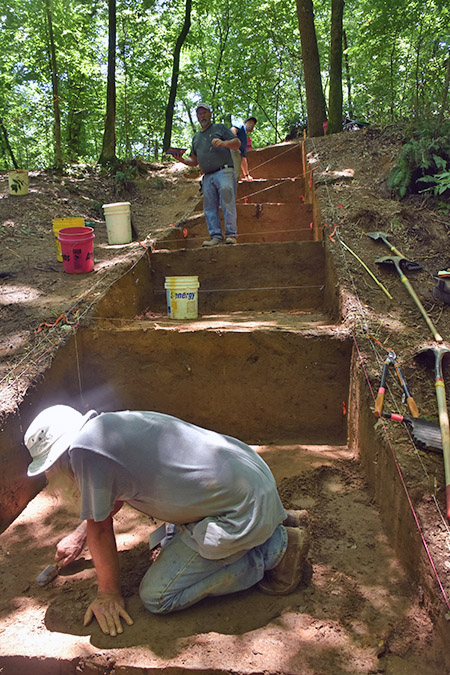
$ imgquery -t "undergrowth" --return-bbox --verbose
[387,118,450,199]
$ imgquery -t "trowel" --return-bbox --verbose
[36,562,60,586]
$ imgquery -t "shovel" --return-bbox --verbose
[376,256,443,342]
[382,412,442,453]
[416,345,450,520]
[367,231,422,271]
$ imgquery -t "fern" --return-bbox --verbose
[387,118,450,198]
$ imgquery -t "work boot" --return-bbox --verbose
[283,509,311,528]
[202,238,222,247]
[225,237,237,245]
[257,526,311,596]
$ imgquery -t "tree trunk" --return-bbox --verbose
[327,0,345,134]
[295,0,327,137]
[162,0,192,153]
[183,99,197,133]
[44,0,63,172]
[99,0,117,165]
[343,29,353,118]
[438,50,450,128]
[0,120,18,169]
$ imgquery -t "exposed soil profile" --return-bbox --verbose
[1,129,450,674]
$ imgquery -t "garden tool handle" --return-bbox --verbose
[374,361,389,417]
[435,380,450,520]
[400,274,443,342]
[389,243,404,258]
[393,363,420,418]
[405,396,419,418]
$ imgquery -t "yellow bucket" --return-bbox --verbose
[164,276,199,319]
[8,169,29,195]
[53,218,85,261]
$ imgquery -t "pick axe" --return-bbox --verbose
[367,231,422,270]
[416,344,450,520]
[375,255,443,342]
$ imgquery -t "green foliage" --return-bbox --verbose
[387,119,450,198]
[0,0,449,166]
[114,164,138,195]
[417,169,450,195]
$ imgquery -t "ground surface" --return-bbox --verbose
[1,129,450,673]
[0,444,444,674]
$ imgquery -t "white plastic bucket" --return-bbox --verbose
[164,276,199,319]
[102,201,132,245]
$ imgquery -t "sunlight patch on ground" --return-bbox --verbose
[0,284,41,304]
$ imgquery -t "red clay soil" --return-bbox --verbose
[0,443,443,675]
[1,130,450,673]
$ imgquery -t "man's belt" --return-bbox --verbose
[206,164,233,175]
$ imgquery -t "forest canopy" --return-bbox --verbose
[0,0,449,169]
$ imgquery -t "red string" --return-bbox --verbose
[36,313,67,334]
[138,240,151,263]
[323,222,337,242]
[352,332,450,611]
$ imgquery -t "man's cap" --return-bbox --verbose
[25,405,94,476]
[196,103,211,112]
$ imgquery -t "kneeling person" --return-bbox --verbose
[25,406,310,636]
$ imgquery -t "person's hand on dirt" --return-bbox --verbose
[55,524,87,567]
[83,592,134,636]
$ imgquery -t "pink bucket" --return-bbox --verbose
[58,226,95,274]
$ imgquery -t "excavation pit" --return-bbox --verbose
[1,140,449,674]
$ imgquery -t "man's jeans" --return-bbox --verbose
[202,167,237,239]
[139,523,287,614]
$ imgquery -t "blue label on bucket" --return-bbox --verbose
[172,291,196,300]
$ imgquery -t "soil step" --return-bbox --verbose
[169,203,315,249]
[76,313,351,444]
[247,141,304,179]
[0,442,438,675]
[236,177,307,203]
[148,241,328,313]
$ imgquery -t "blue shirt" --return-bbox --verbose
[232,123,247,157]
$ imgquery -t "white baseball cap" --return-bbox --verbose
[25,405,94,476]
[196,103,211,112]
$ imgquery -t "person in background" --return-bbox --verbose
[171,103,241,246]
[25,405,311,637]
[231,117,257,181]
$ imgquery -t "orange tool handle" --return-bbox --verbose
[374,388,386,418]
[405,397,419,418]
[374,361,389,417]
[393,362,420,418]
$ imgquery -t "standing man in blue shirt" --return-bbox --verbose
[172,103,241,246]
[231,117,257,181]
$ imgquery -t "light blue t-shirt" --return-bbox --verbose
[68,411,285,559]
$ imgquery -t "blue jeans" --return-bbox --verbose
[139,523,287,614]
[202,167,237,239]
